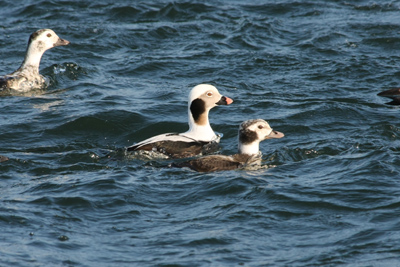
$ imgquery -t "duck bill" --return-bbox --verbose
[265,130,284,139]
[54,38,70,47]
[216,96,233,105]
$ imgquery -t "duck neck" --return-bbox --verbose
[18,43,45,75]
[184,108,216,141]
[238,141,260,155]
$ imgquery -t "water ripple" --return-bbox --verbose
[2,0,400,266]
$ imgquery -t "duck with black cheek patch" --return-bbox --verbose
[173,119,284,172]
[0,29,70,93]
[127,84,233,159]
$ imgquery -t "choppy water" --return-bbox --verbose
[1,0,400,266]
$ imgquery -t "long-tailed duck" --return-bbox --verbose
[173,119,284,172]
[378,88,400,105]
[127,84,233,158]
[0,29,70,92]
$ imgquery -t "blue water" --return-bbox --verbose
[1,0,400,266]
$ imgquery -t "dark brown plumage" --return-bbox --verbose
[127,138,220,159]
[172,119,284,172]
[174,153,258,172]
[378,88,400,105]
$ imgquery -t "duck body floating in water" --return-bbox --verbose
[173,119,284,172]
[0,29,70,92]
[127,84,233,158]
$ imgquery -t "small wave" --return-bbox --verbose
[44,62,86,88]
[345,2,399,12]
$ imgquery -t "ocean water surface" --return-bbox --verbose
[1,0,400,266]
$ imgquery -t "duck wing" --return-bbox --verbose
[127,133,219,158]
[174,154,245,172]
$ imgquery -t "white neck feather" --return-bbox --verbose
[183,108,217,141]
[19,44,45,74]
[238,141,260,155]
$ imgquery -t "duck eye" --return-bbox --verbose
[206,92,213,97]
[258,125,264,129]
[47,33,52,37]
